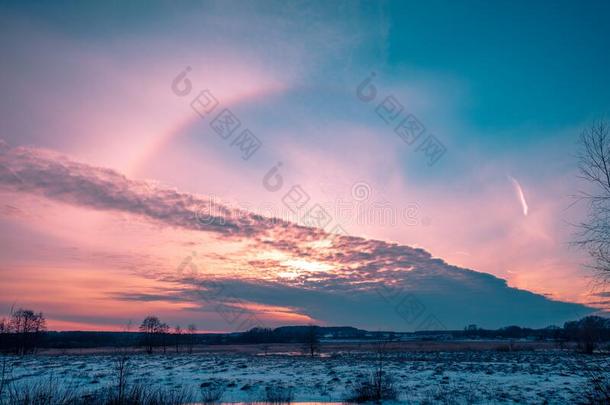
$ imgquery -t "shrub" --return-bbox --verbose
[421,383,482,405]
[264,384,294,403]
[2,379,194,405]
[345,371,397,403]
[199,383,225,404]
[5,377,81,405]
[583,369,610,404]
[104,384,194,405]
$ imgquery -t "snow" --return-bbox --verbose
[2,349,608,403]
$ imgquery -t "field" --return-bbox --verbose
[2,341,609,404]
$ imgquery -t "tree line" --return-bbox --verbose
[3,308,610,355]
[137,316,197,354]
[0,308,46,354]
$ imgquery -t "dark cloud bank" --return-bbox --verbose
[0,142,593,330]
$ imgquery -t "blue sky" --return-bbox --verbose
[387,0,610,130]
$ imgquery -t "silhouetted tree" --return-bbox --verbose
[0,317,9,399]
[139,316,166,354]
[174,325,182,353]
[159,322,169,354]
[187,324,197,354]
[8,308,46,354]
[238,327,274,344]
[564,316,610,354]
[575,120,610,282]
[0,317,8,354]
[304,325,319,358]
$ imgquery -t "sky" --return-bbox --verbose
[0,0,609,332]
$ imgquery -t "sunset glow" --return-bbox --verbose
[1,0,608,334]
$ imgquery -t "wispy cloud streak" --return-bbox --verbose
[509,175,529,216]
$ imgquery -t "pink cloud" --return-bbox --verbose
[0,142,593,330]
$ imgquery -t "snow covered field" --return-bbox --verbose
[3,347,609,404]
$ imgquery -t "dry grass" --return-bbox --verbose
[37,340,568,356]
[263,383,294,403]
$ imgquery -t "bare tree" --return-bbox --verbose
[174,325,182,353]
[372,341,387,399]
[159,322,169,354]
[114,351,130,402]
[0,315,9,399]
[564,316,609,354]
[187,324,197,354]
[0,317,8,354]
[8,309,46,355]
[113,322,133,403]
[303,325,320,358]
[139,316,167,354]
[575,121,610,282]
[346,339,397,402]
